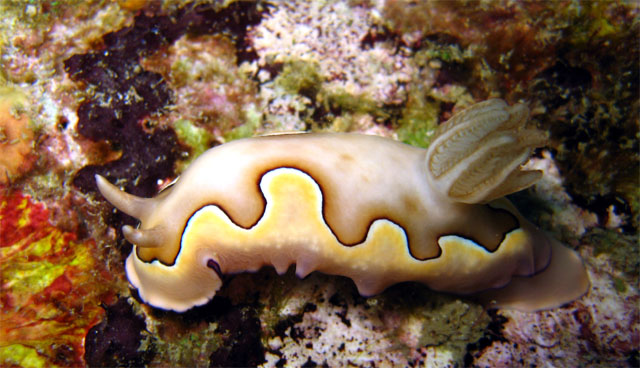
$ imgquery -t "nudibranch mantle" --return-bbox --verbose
[96,99,589,312]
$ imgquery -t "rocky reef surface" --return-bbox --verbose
[0,1,637,367]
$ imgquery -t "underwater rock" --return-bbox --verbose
[84,298,151,367]
[64,0,267,238]
[65,1,266,195]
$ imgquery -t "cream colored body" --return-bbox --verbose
[97,100,589,312]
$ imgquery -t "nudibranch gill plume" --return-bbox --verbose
[96,99,589,312]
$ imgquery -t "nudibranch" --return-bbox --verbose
[96,99,589,312]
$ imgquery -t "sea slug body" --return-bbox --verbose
[96,99,589,312]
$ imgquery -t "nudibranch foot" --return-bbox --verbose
[96,99,589,313]
[476,237,589,312]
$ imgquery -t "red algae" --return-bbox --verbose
[0,190,116,367]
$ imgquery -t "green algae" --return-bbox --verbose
[276,60,324,97]
[415,41,470,66]
[168,40,241,89]
[587,228,639,278]
[613,277,627,293]
[562,1,633,47]
[151,323,223,367]
[377,285,489,364]
[5,245,66,296]
[173,119,213,168]
[271,58,398,131]
[395,87,439,148]
[223,104,262,141]
[259,270,310,337]
[0,344,50,368]
[416,298,488,350]
[314,88,389,131]
[1,0,74,29]
[319,88,379,116]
